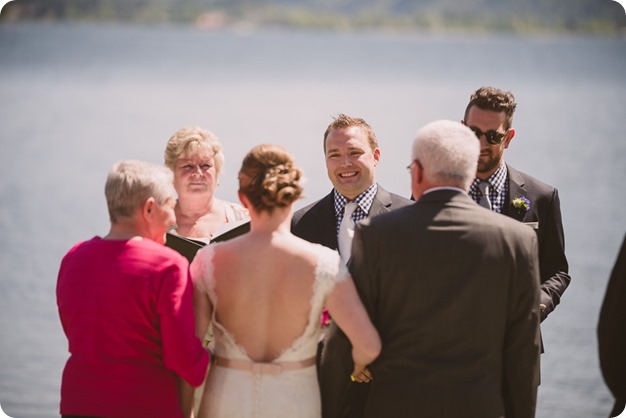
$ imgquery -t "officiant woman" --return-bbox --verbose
[164,126,250,242]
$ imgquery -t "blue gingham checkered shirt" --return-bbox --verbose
[333,184,378,237]
[469,164,508,213]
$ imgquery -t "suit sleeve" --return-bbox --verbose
[319,222,375,418]
[503,230,542,418]
[348,221,378,319]
[597,234,626,414]
[538,188,571,321]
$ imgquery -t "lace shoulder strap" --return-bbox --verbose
[189,244,218,304]
[275,244,348,362]
[311,245,348,313]
[190,244,252,360]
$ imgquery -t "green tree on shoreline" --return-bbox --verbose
[1,0,624,35]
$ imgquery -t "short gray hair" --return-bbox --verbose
[412,120,479,190]
[105,160,175,223]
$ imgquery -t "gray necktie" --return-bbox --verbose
[478,181,493,211]
[338,202,358,264]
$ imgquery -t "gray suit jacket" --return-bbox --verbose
[321,189,541,418]
[598,233,626,417]
[502,164,570,322]
[291,184,412,418]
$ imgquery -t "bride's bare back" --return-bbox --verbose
[211,233,321,362]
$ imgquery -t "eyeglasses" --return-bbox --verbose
[466,125,508,145]
[406,159,422,172]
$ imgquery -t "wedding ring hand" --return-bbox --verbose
[350,367,373,383]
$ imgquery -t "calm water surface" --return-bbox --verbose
[0,23,625,418]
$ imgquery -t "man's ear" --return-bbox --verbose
[415,161,425,185]
[504,128,515,149]
[373,147,381,166]
[410,162,424,201]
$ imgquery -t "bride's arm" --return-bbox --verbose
[179,258,214,417]
[178,378,195,418]
[193,281,213,344]
[325,275,381,377]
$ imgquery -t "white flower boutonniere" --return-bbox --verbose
[512,196,531,214]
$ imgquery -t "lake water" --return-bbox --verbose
[0,22,625,418]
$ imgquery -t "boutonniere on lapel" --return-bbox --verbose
[511,196,531,214]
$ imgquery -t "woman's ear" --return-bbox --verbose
[142,197,156,220]
[238,191,250,209]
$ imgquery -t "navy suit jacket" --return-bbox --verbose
[502,164,570,321]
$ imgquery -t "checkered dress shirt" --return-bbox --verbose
[469,164,508,213]
[333,184,378,237]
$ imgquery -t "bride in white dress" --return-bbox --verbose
[184,144,381,418]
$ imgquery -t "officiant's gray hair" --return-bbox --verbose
[411,120,479,191]
[105,160,175,223]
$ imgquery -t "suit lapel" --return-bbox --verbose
[314,192,340,249]
[308,185,397,249]
[369,185,393,217]
[503,164,528,221]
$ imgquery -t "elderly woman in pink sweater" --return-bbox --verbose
[56,160,209,418]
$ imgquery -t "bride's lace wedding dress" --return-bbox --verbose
[191,244,347,418]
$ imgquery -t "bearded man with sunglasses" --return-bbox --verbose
[463,86,571,330]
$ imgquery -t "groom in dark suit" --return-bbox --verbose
[292,113,411,254]
[323,120,541,418]
[463,86,570,325]
[291,113,411,418]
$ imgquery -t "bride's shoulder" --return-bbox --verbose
[289,236,335,261]
[302,242,347,283]
[189,244,221,292]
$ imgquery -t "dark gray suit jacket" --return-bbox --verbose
[291,184,412,418]
[321,189,541,418]
[291,185,413,252]
[598,233,626,417]
[502,165,570,321]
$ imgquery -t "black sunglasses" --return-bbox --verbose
[466,125,508,145]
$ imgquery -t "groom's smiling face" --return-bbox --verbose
[324,126,380,200]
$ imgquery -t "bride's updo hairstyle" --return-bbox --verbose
[238,144,303,213]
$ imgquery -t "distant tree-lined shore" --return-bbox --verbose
[1,0,625,35]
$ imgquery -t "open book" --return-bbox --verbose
[165,220,251,263]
